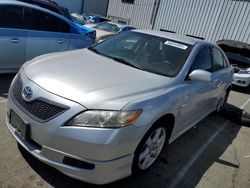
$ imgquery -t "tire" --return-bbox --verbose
[132,124,167,174]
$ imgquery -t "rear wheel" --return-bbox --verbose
[132,125,167,173]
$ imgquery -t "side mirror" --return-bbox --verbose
[189,69,212,83]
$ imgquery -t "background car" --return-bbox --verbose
[217,40,250,87]
[70,12,87,25]
[232,68,250,87]
[0,0,96,73]
[227,53,250,87]
[87,21,135,42]
[6,30,233,184]
[84,13,110,24]
[70,13,110,26]
[18,0,72,20]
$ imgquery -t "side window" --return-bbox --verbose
[190,47,212,72]
[27,8,70,33]
[211,48,224,72]
[0,5,25,29]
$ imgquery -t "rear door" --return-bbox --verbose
[24,7,71,61]
[0,5,26,72]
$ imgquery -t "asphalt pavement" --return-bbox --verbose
[0,74,250,188]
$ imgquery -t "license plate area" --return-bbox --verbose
[10,110,30,140]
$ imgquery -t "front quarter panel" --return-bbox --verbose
[122,84,182,129]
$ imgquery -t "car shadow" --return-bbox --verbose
[0,73,16,99]
[221,103,250,127]
[18,112,242,188]
[232,85,250,94]
[17,144,100,188]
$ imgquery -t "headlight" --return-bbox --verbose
[67,110,142,128]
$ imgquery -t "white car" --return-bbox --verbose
[233,68,250,87]
[226,52,250,87]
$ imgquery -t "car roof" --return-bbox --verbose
[1,0,51,11]
[16,0,71,19]
[134,29,203,45]
[0,0,72,22]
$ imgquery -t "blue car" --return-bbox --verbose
[0,0,96,73]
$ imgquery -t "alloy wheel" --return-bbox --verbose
[138,127,166,170]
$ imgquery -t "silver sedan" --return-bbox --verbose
[6,30,233,184]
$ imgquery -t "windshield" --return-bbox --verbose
[89,31,193,77]
[93,22,120,33]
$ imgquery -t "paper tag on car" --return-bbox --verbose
[164,41,188,50]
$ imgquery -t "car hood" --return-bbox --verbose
[24,49,173,110]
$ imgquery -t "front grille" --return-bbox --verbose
[11,76,68,122]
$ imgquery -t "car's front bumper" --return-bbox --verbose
[232,74,250,87]
[6,116,133,184]
[5,73,147,184]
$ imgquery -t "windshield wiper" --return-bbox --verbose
[88,48,144,70]
[88,47,101,54]
[109,56,144,70]
[88,47,109,57]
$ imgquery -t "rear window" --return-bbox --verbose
[94,22,120,33]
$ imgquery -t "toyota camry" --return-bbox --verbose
[6,30,233,184]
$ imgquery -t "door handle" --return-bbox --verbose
[212,79,220,88]
[57,40,64,44]
[212,79,219,84]
[10,38,19,44]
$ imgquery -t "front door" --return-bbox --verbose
[174,47,215,134]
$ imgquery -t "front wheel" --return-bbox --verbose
[132,126,167,173]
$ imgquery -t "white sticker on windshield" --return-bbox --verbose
[164,41,188,50]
